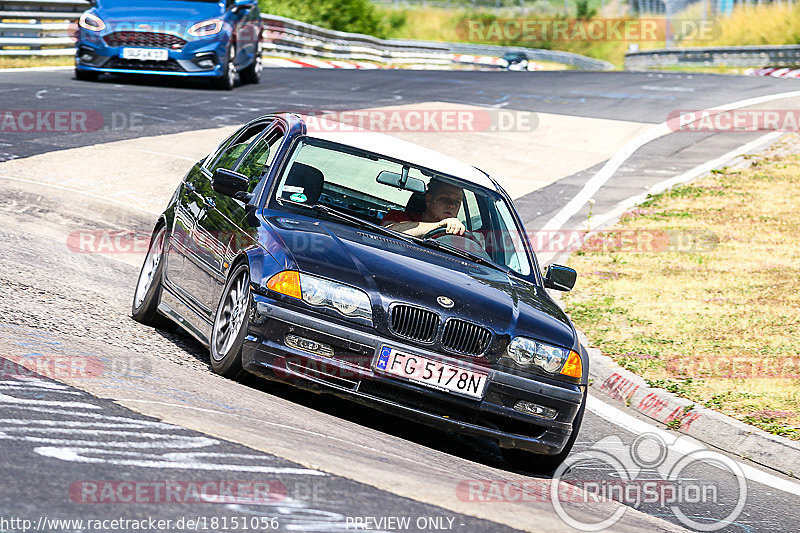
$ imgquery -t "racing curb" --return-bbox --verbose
[582,329,800,477]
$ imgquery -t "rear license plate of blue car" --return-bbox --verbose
[374,346,488,400]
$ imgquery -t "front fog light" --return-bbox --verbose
[197,58,215,68]
[514,400,558,419]
[285,334,334,357]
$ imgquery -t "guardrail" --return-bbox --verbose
[625,45,800,69]
[0,0,612,70]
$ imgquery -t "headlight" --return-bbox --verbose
[79,12,106,32]
[506,336,571,374]
[188,18,223,37]
[266,271,372,320]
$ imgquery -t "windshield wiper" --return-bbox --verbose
[421,237,509,274]
[277,199,420,245]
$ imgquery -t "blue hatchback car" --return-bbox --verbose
[75,0,263,89]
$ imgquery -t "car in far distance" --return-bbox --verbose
[132,113,588,472]
[501,51,531,71]
[74,0,263,89]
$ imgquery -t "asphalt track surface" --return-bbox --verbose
[1,68,800,532]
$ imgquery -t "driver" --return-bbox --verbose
[381,178,466,238]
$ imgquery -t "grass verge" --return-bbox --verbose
[563,135,800,439]
[0,56,73,69]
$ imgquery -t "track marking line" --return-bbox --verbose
[540,90,800,234]
[583,130,783,231]
[0,66,73,73]
[587,395,800,497]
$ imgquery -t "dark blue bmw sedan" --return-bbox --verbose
[75,0,262,89]
[132,113,588,472]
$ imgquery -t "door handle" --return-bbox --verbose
[184,182,196,192]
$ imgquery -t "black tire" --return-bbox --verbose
[75,69,98,82]
[501,391,587,474]
[131,225,171,328]
[210,262,251,378]
[212,45,236,90]
[239,43,262,85]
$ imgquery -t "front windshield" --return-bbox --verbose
[270,137,532,277]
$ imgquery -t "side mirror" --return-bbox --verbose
[544,264,577,291]
[212,168,252,202]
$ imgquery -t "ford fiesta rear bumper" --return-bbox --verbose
[242,294,585,455]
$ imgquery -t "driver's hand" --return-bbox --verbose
[440,217,465,235]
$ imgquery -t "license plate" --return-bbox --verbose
[374,346,488,400]
[121,48,168,61]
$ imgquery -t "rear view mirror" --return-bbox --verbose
[544,264,577,291]
[377,170,426,193]
[213,168,252,202]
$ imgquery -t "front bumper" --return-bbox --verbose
[243,294,586,455]
[75,30,228,77]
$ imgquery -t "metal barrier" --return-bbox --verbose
[625,45,800,69]
[0,0,611,69]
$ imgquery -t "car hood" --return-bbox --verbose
[94,0,223,26]
[266,216,576,349]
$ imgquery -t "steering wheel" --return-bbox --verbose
[423,226,483,246]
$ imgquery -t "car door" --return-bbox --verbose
[164,125,241,302]
[227,0,254,67]
[204,120,288,309]
[178,119,272,327]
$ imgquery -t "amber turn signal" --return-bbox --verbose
[266,270,302,299]
[560,350,582,378]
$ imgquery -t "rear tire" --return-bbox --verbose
[210,262,251,378]
[75,69,98,81]
[132,225,171,328]
[501,391,587,473]
[212,45,236,90]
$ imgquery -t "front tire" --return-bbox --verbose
[212,45,237,90]
[132,225,170,328]
[239,43,262,85]
[75,69,98,82]
[210,262,251,378]
[501,391,587,473]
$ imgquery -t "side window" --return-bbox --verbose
[206,121,271,175]
[493,199,531,276]
[235,125,286,192]
[462,190,482,231]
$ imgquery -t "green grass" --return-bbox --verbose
[0,56,72,69]
[563,135,800,439]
